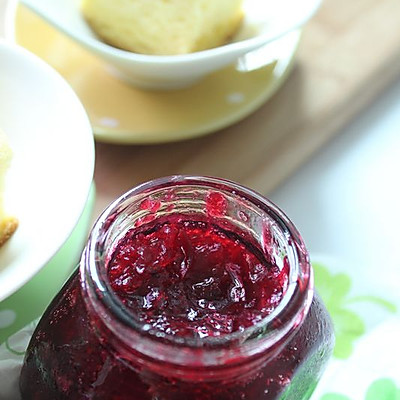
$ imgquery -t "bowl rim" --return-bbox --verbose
[69,0,322,66]
[14,0,322,67]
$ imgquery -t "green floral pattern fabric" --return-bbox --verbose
[310,260,399,400]
[313,262,397,359]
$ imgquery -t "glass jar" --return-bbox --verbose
[20,176,334,400]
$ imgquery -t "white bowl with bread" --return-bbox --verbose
[19,0,322,89]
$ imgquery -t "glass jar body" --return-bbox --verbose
[20,270,333,400]
[19,176,334,399]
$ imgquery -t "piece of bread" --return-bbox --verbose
[0,217,18,247]
[0,129,18,247]
[81,0,244,55]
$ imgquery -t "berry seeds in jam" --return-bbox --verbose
[107,218,289,340]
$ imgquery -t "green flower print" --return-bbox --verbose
[365,378,400,400]
[312,262,397,359]
[321,378,400,400]
[320,395,350,400]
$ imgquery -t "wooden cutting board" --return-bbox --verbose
[93,0,400,217]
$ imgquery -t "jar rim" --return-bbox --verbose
[81,175,313,362]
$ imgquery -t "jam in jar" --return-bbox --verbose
[20,176,334,399]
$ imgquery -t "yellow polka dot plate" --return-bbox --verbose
[15,5,300,144]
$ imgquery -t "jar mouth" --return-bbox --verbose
[82,176,313,359]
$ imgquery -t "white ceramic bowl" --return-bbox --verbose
[0,39,94,301]
[18,0,322,89]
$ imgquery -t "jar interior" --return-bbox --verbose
[101,183,296,279]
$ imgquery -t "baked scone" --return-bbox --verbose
[0,129,18,247]
[81,0,244,55]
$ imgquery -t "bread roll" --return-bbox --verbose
[81,0,244,55]
[0,129,18,247]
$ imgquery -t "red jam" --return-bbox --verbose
[20,177,334,400]
[108,219,288,339]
